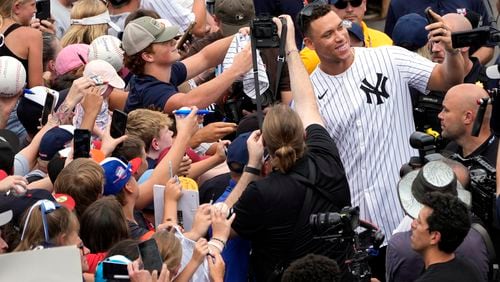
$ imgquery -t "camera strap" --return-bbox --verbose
[273,19,288,101]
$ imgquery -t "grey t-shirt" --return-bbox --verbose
[51,0,71,39]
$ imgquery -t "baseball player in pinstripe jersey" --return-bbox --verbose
[297,4,464,243]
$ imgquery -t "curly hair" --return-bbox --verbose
[281,254,341,282]
[422,192,471,254]
[123,44,154,75]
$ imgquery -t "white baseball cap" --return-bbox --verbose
[83,59,125,89]
[24,86,60,107]
[89,35,124,72]
[0,56,26,98]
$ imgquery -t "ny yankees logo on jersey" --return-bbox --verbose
[360,73,390,105]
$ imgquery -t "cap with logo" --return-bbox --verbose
[215,0,255,37]
[122,16,180,55]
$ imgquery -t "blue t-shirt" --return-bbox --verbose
[124,62,187,113]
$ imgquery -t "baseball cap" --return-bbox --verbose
[100,157,142,195]
[227,132,250,173]
[122,16,180,55]
[95,255,132,282]
[0,210,13,226]
[397,161,471,219]
[83,59,126,89]
[0,56,26,98]
[215,0,255,37]
[55,44,90,76]
[89,35,125,72]
[38,126,75,161]
[347,22,364,43]
[53,193,76,211]
[0,129,20,174]
[392,13,429,51]
[24,86,60,107]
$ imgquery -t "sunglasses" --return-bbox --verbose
[298,3,353,34]
[332,0,363,9]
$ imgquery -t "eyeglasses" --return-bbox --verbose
[332,0,363,9]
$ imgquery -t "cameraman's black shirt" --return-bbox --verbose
[444,135,498,166]
[415,257,482,282]
[232,124,351,281]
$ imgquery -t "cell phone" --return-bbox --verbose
[138,239,163,274]
[110,109,128,139]
[36,0,51,21]
[41,92,55,126]
[425,7,437,24]
[73,129,91,159]
[176,21,196,50]
[102,261,129,280]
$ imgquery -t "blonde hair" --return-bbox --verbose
[15,205,77,252]
[152,229,182,273]
[126,109,172,150]
[262,104,305,173]
[60,0,108,47]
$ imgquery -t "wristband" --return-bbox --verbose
[211,237,226,247]
[244,166,261,175]
[208,240,223,252]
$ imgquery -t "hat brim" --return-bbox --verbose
[0,210,13,226]
[397,170,471,219]
[153,26,180,44]
[107,74,126,89]
[220,22,247,37]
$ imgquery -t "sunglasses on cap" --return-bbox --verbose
[298,3,353,34]
[332,0,363,9]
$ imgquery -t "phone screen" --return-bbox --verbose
[36,0,51,20]
[102,261,129,280]
[110,110,128,139]
[73,129,91,159]
[41,92,55,126]
[138,239,163,274]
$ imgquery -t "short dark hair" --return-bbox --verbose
[123,44,154,75]
[422,192,471,254]
[297,4,333,36]
[281,254,341,282]
[112,135,146,161]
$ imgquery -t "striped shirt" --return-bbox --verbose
[141,0,195,31]
[309,46,436,241]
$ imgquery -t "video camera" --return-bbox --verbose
[310,207,384,282]
[450,154,497,228]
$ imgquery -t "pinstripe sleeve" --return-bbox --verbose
[389,46,436,94]
[141,0,195,30]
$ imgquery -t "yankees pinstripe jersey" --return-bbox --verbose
[141,0,195,31]
[309,46,436,241]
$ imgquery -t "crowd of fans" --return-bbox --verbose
[0,0,499,281]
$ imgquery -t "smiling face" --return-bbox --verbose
[304,11,353,66]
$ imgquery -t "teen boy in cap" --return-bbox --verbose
[122,16,252,114]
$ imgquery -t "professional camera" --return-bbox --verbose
[310,207,385,282]
[450,154,497,227]
[250,17,280,49]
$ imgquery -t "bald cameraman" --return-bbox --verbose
[439,83,498,166]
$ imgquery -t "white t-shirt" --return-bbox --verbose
[309,46,436,241]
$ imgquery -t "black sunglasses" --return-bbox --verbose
[298,3,320,33]
[333,0,363,9]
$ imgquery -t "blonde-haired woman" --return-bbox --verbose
[0,0,43,87]
[60,0,120,47]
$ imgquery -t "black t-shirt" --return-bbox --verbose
[415,257,482,282]
[444,135,498,166]
[232,124,351,281]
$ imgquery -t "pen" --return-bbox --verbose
[173,109,214,115]
[23,89,35,95]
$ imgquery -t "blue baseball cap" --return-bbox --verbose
[392,13,429,51]
[100,157,141,195]
[226,132,250,174]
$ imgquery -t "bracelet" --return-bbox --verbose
[208,241,223,252]
[286,49,299,56]
[211,237,226,247]
[244,166,261,176]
